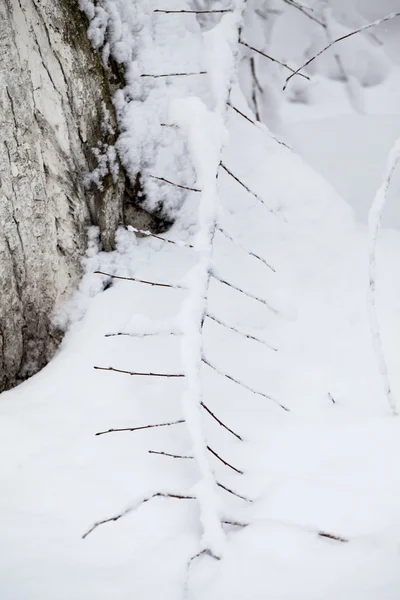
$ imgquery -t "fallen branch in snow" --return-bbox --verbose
[328,392,336,405]
[368,138,400,417]
[94,271,183,289]
[202,356,290,411]
[95,419,185,437]
[200,401,243,441]
[240,40,310,80]
[212,272,280,315]
[207,445,243,474]
[318,531,348,543]
[154,9,231,14]
[220,162,274,212]
[82,492,196,539]
[149,175,201,193]
[93,366,184,378]
[283,11,400,89]
[217,481,251,502]
[206,311,278,351]
[141,71,207,78]
[217,226,276,272]
[149,450,193,459]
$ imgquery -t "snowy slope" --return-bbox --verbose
[1,87,400,599]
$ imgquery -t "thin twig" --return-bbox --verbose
[94,271,182,289]
[148,450,193,459]
[154,9,231,14]
[212,272,279,315]
[202,357,290,411]
[207,445,243,474]
[281,0,325,27]
[149,175,201,193]
[94,366,185,378]
[82,493,196,539]
[240,40,310,80]
[220,162,274,212]
[284,11,400,89]
[141,71,206,78]
[318,531,348,543]
[217,226,275,272]
[95,419,185,437]
[200,401,243,441]
[127,226,194,248]
[217,482,251,502]
[228,102,256,125]
[105,331,179,338]
[206,311,278,352]
[222,519,248,528]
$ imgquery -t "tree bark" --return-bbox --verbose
[0,0,125,391]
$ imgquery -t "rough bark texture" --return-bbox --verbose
[0,0,125,392]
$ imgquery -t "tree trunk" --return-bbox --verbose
[0,0,125,392]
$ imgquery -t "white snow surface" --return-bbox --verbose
[1,81,400,598]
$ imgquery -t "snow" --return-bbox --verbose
[2,2,400,599]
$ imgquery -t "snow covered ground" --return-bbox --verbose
[1,87,400,598]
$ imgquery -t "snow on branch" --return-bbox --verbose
[149,175,201,193]
[201,356,290,411]
[220,162,275,212]
[212,272,280,314]
[368,138,400,417]
[240,39,310,80]
[206,311,278,351]
[93,366,184,378]
[217,226,276,272]
[94,271,183,289]
[154,9,231,14]
[281,0,324,27]
[283,11,400,89]
[200,401,243,441]
[82,492,196,539]
[168,1,247,559]
[95,419,185,437]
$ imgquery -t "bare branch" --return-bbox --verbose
[211,272,280,315]
[281,0,324,27]
[149,450,193,459]
[206,311,278,352]
[318,531,348,543]
[95,419,185,437]
[240,40,310,80]
[93,366,185,378]
[200,401,243,442]
[228,102,257,125]
[202,357,290,412]
[105,331,179,338]
[149,175,201,193]
[126,226,194,248]
[284,11,400,90]
[222,519,248,528]
[141,71,206,78]
[82,492,195,539]
[217,481,251,502]
[217,225,275,271]
[94,271,182,289]
[220,162,274,212]
[154,9,231,14]
[207,445,243,474]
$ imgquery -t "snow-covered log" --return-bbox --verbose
[0,0,125,391]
